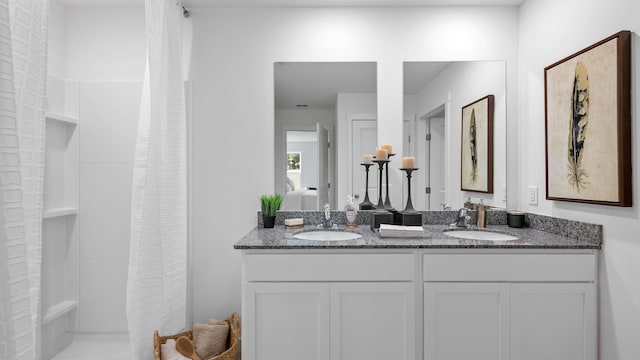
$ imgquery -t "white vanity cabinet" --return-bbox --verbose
[242,252,416,360]
[241,249,597,360]
[423,252,597,360]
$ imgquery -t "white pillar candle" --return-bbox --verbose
[375,148,388,160]
[381,143,393,154]
[402,156,415,168]
[362,154,373,164]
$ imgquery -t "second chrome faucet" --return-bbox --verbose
[449,208,471,229]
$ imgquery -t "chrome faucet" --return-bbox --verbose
[449,208,471,229]
[323,203,332,229]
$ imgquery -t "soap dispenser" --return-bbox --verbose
[476,199,487,228]
[345,195,358,228]
[464,197,474,209]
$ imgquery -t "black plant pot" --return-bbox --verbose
[263,215,276,228]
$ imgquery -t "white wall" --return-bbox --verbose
[66,8,146,81]
[64,8,146,331]
[48,0,67,79]
[190,6,519,321]
[517,1,640,359]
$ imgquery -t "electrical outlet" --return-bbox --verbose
[528,186,538,205]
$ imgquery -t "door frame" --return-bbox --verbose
[417,101,450,210]
[346,113,377,206]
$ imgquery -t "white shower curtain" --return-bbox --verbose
[0,0,49,359]
[126,1,188,359]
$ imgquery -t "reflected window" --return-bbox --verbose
[287,151,301,191]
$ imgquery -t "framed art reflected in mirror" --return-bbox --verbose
[460,95,494,193]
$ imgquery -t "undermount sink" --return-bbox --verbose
[293,230,362,241]
[443,229,519,241]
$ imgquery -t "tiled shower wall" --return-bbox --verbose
[78,82,141,331]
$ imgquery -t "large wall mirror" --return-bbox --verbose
[403,61,507,211]
[274,62,377,211]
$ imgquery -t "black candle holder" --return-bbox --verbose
[400,167,423,226]
[359,163,374,210]
[373,159,389,211]
[383,153,396,211]
[370,159,393,230]
[400,167,418,212]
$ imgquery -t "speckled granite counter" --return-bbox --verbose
[234,211,602,249]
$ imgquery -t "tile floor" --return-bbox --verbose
[51,333,131,360]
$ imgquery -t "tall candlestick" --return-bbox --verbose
[401,167,419,212]
[373,160,390,211]
[383,153,395,211]
[359,163,374,210]
[375,148,388,161]
[402,156,415,168]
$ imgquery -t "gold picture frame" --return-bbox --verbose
[545,30,631,206]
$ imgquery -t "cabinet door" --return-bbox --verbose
[244,283,330,360]
[331,282,415,360]
[425,283,510,360]
[510,283,596,360]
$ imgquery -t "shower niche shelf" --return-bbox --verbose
[41,75,80,360]
[43,300,79,324]
[43,207,79,219]
[46,112,78,125]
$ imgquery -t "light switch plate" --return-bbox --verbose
[528,186,538,205]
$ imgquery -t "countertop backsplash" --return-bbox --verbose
[254,209,602,247]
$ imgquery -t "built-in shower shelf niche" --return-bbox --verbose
[43,207,79,219]
[46,112,78,125]
[43,300,78,324]
[41,75,80,360]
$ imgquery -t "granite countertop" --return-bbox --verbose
[234,223,601,250]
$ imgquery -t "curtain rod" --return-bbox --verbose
[176,1,190,17]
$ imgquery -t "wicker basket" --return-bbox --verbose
[154,312,240,360]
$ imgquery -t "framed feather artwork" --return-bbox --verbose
[545,30,631,206]
[461,95,494,193]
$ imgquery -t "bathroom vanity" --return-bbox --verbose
[235,213,600,360]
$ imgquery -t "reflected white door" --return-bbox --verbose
[351,120,377,204]
[428,117,445,210]
[317,123,329,209]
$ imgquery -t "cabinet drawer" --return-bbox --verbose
[245,253,415,282]
[423,253,596,282]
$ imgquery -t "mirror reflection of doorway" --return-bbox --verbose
[350,118,377,205]
[420,105,446,211]
[428,116,445,210]
[284,127,330,210]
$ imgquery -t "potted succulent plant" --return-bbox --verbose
[260,193,282,228]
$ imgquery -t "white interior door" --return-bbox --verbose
[351,119,377,204]
[317,123,329,209]
[428,117,445,210]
